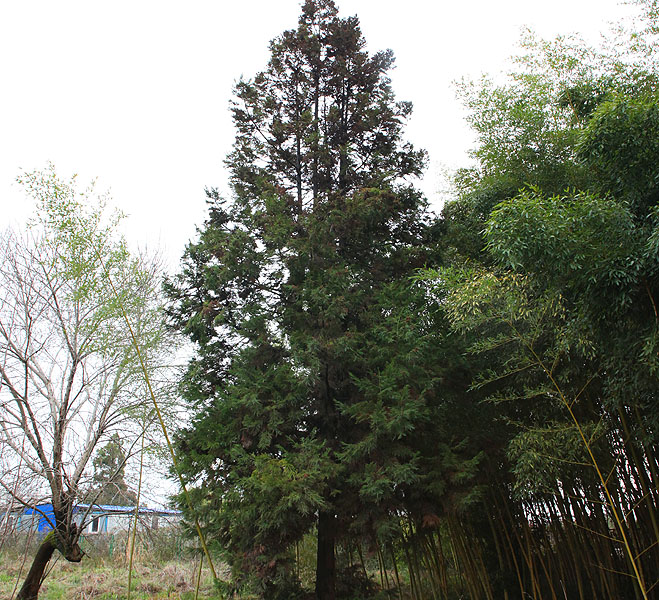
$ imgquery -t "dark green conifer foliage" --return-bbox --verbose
[167,2,434,597]
[87,433,138,506]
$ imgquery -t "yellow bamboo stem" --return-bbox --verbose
[93,246,218,580]
[194,553,203,600]
[127,426,145,600]
[515,325,649,600]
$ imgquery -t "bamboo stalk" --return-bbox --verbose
[356,540,368,579]
[390,544,404,600]
[376,544,386,590]
[194,553,203,600]
[618,409,659,548]
[402,521,422,600]
[497,500,526,598]
[433,529,449,595]
[93,247,218,580]
[523,513,557,600]
[419,535,440,600]
[516,329,650,599]
[403,543,420,600]
[127,425,145,600]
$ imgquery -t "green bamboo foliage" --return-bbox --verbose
[426,260,658,599]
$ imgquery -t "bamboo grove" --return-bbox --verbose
[165,1,659,598]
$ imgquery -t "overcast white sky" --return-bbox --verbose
[0,0,638,268]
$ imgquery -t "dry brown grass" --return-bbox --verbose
[0,532,223,600]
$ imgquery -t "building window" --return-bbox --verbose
[90,516,100,533]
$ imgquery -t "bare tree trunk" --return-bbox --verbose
[16,525,83,600]
[16,535,56,600]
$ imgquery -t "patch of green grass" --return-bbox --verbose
[42,581,67,600]
[0,542,223,599]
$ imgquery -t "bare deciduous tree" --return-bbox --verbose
[0,165,172,600]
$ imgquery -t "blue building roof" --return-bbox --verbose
[17,503,181,532]
[77,504,182,516]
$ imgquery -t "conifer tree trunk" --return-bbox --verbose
[316,510,337,600]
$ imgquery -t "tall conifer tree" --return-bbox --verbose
[167,2,435,597]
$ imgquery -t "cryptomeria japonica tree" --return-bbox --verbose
[167,1,440,597]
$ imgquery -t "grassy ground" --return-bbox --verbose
[0,532,224,600]
[0,531,401,600]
